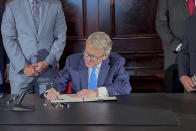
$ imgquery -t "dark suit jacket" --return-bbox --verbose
[156,0,193,70]
[178,14,196,77]
[49,52,131,96]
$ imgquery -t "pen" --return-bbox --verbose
[61,103,70,108]
[7,95,19,104]
[7,99,14,105]
[57,95,64,100]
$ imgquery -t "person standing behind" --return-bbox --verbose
[1,0,67,94]
[0,0,9,97]
[178,14,196,92]
[155,0,195,92]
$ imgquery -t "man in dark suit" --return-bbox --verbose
[178,14,196,92]
[0,0,9,97]
[45,32,131,100]
[155,0,195,92]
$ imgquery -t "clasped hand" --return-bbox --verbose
[23,61,49,77]
[181,76,196,92]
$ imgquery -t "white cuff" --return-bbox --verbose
[44,90,49,98]
[176,43,182,52]
[97,87,109,97]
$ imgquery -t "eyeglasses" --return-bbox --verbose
[83,51,105,61]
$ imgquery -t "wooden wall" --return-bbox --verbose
[60,0,164,92]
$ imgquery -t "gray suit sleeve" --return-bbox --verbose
[178,32,190,77]
[156,0,181,51]
[1,4,28,73]
[45,2,67,68]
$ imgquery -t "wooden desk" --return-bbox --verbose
[0,93,196,131]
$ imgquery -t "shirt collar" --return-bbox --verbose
[96,62,102,69]
[89,62,102,70]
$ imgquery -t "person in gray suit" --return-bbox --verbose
[1,0,67,94]
[178,14,196,92]
[155,0,195,92]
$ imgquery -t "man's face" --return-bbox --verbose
[83,41,109,68]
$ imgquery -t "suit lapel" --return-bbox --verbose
[181,0,190,18]
[79,58,88,90]
[38,0,50,37]
[78,56,110,89]
[24,0,37,37]
[98,57,110,87]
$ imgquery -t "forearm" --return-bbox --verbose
[156,0,181,50]
[48,65,71,93]
[2,38,28,73]
[178,36,190,77]
[105,79,131,96]
[45,37,66,68]
[45,3,67,68]
[1,4,28,73]
[52,79,68,93]
[178,51,190,77]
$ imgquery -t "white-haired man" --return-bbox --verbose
[45,32,131,100]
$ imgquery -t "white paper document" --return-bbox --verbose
[51,94,117,103]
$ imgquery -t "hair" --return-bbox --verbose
[86,32,112,54]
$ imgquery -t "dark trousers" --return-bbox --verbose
[0,83,5,93]
[165,65,184,93]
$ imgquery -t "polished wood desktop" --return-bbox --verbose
[0,93,196,131]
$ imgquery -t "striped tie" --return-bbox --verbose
[32,0,40,33]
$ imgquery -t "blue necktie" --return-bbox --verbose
[88,66,98,90]
[32,0,40,33]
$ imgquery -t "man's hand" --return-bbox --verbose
[23,64,39,77]
[35,61,49,75]
[45,88,60,100]
[181,76,196,92]
[3,66,9,83]
[74,89,98,98]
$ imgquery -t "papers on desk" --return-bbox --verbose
[51,94,117,103]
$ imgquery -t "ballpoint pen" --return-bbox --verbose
[61,103,70,108]
[7,95,19,105]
